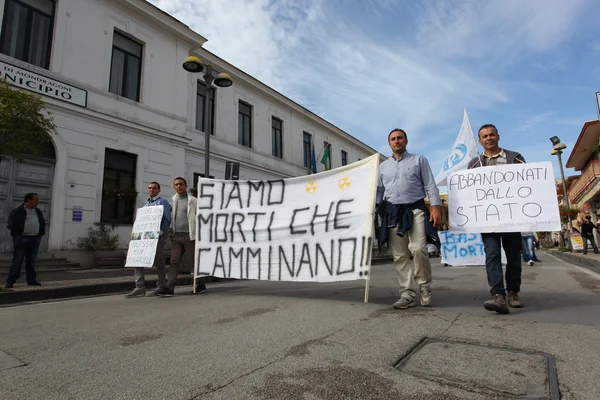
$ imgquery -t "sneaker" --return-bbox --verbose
[27,281,41,286]
[4,282,14,289]
[420,288,432,306]
[527,261,534,266]
[195,283,207,294]
[393,296,416,309]
[156,287,174,297]
[125,288,146,298]
[484,294,509,314]
[507,291,523,308]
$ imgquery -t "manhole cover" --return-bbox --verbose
[395,339,559,399]
[0,349,25,371]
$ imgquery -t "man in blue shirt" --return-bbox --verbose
[377,128,442,309]
[126,181,172,298]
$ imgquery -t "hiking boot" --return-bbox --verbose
[125,288,146,298]
[393,296,416,309]
[507,291,523,308]
[27,281,41,286]
[420,288,432,306]
[484,294,509,314]
[156,287,174,297]
[5,282,14,289]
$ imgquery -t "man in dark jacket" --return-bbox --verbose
[580,215,599,255]
[5,193,45,288]
[468,124,526,314]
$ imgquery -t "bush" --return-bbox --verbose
[75,222,120,251]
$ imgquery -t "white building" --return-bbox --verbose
[0,0,376,259]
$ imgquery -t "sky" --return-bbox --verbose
[149,0,600,187]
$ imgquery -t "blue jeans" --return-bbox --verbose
[522,235,534,261]
[481,232,522,297]
[6,236,41,285]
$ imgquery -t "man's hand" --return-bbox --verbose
[429,206,442,228]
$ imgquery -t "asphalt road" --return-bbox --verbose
[1,250,599,399]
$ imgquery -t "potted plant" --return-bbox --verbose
[559,205,579,224]
[75,222,126,268]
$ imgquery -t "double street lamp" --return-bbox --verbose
[182,56,233,178]
[550,136,572,251]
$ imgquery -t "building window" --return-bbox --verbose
[0,0,55,69]
[341,150,348,166]
[196,83,215,134]
[272,117,283,158]
[101,149,137,224]
[109,31,142,102]
[303,132,312,168]
[238,101,252,148]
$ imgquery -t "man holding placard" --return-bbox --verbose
[467,124,526,313]
[377,128,442,309]
[126,182,172,298]
[171,177,205,295]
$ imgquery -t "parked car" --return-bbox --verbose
[427,243,439,257]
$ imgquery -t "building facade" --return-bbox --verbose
[0,0,376,256]
[565,121,600,218]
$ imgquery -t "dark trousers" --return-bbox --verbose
[481,232,522,297]
[582,237,599,254]
[6,236,41,285]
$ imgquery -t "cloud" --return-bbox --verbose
[149,0,594,175]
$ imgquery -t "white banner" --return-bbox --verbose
[439,231,506,266]
[448,161,561,233]
[194,154,380,282]
[435,109,479,187]
[125,205,164,267]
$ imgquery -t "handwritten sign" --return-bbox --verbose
[125,205,164,267]
[194,154,379,282]
[447,161,561,233]
[439,231,506,266]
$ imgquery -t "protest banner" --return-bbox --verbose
[194,154,380,300]
[447,161,561,233]
[125,205,164,267]
[439,230,506,266]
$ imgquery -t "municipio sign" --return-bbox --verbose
[0,60,87,107]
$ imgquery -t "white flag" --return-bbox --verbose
[435,109,479,187]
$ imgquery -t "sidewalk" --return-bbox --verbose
[546,247,600,272]
[0,268,213,306]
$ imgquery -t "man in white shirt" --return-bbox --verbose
[171,177,205,295]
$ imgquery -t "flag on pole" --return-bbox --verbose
[435,109,479,187]
[320,143,330,168]
[311,143,317,173]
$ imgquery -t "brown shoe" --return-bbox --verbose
[484,294,509,314]
[507,291,523,308]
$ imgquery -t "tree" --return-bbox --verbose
[0,78,57,163]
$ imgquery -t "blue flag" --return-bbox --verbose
[311,144,317,173]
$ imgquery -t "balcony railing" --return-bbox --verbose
[569,159,600,204]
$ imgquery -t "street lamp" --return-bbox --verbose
[182,56,233,178]
[550,136,572,251]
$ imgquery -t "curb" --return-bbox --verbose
[0,276,225,306]
[547,250,600,272]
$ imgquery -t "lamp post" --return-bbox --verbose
[550,136,572,251]
[182,56,233,178]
